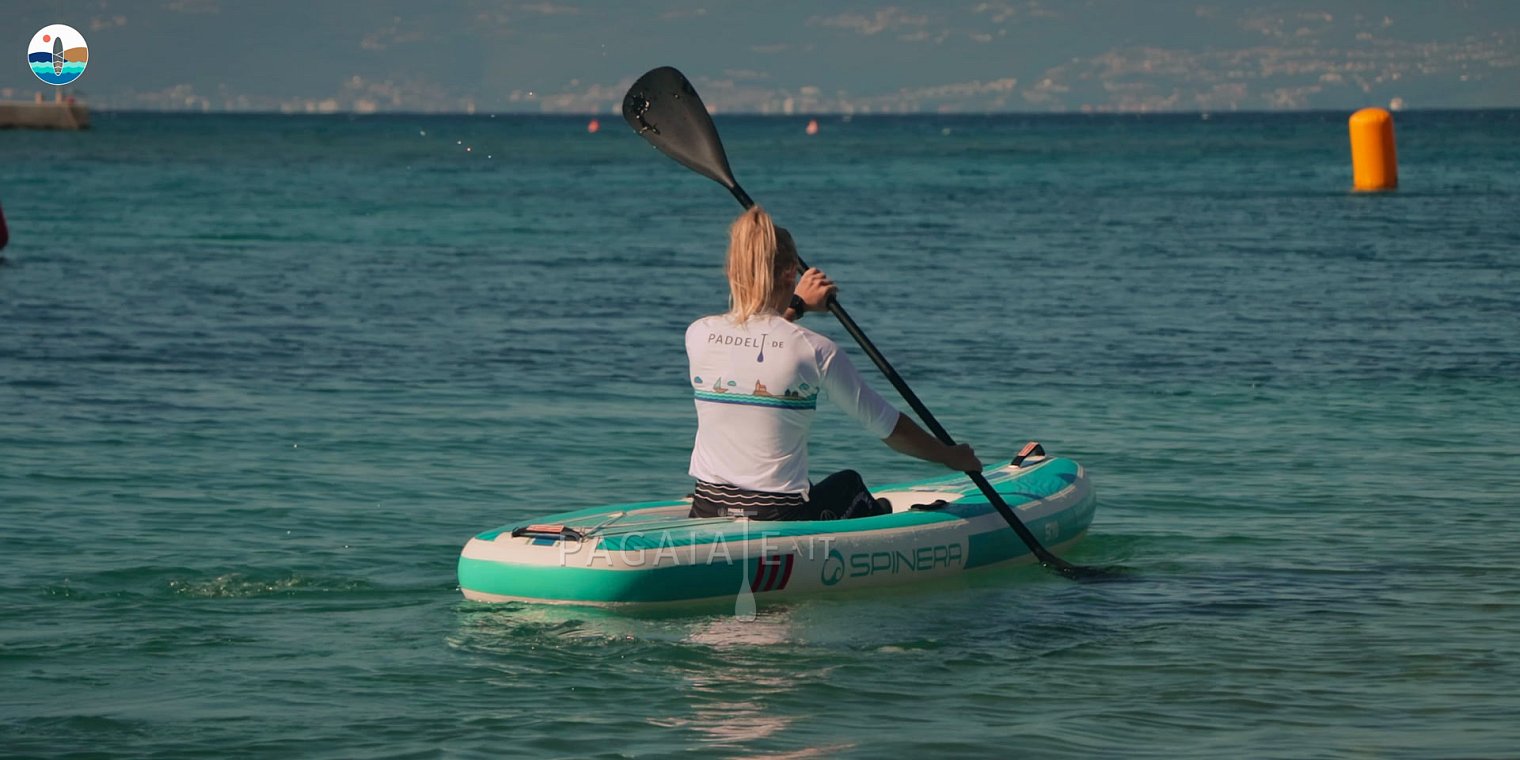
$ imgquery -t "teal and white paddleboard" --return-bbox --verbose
[458,454,1095,606]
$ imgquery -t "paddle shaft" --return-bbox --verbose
[619,64,1103,578]
[724,185,1079,574]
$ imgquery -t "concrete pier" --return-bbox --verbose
[0,93,90,129]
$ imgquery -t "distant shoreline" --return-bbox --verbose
[79,107,1520,118]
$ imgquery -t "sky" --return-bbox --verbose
[4,0,1518,113]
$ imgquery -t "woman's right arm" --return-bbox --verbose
[815,335,981,472]
[882,413,982,472]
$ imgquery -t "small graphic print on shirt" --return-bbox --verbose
[703,331,783,363]
[692,377,816,409]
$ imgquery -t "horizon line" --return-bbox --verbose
[73,106,1520,118]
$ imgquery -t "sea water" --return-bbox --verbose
[3,111,1519,757]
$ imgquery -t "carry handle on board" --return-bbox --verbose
[1011,441,1046,468]
[621,67,1123,581]
[510,523,585,542]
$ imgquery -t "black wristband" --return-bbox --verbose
[789,294,807,317]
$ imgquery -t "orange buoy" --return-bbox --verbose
[805,118,818,136]
[1349,108,1397,191]
[587,118,600,134]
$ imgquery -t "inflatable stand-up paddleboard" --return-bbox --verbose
[459,447,1095,606]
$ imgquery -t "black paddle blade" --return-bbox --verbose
[622,67,747,202]
[1048,560,1132,583]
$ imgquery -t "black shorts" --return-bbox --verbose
[690,470,884,521]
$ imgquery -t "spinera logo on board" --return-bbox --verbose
[822,544,965,585]
[820,549,846,586]
[28,25,89,86]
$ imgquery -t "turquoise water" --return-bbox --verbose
[3,111,1519,757]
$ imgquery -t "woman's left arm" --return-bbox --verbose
[786,267,837,321]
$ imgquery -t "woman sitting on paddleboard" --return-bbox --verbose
[687,206,981,521]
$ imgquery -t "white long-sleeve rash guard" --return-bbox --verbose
[686,312,900,497]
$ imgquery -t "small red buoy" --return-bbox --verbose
[805,119,819,136]
[587,118,600,134]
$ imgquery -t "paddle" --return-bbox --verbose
[622,67,1118,581]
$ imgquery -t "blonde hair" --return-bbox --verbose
[725,206,799,323]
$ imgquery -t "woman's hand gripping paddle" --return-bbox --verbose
[622,66,1123,581]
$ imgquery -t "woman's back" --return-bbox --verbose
[686,313,898,495]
